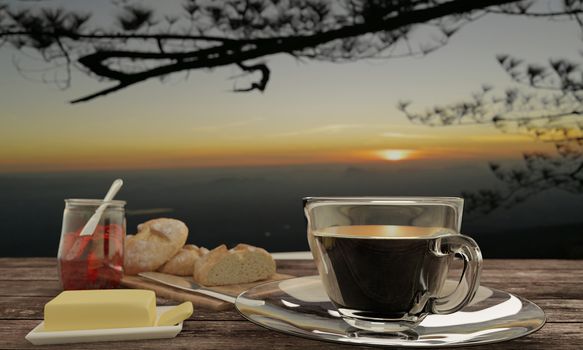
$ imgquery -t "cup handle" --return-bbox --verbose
[430,234,483,315]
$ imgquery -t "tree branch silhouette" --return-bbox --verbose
[400,51,583,215]
[1,0,527,103]
[234,62,270,92]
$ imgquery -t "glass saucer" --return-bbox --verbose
[235,276,545,348]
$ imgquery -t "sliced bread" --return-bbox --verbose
[193,244,275,286]
[157,244,209,276]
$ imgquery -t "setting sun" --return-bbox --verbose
[378,149,413,161]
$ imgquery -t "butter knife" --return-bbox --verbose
[138,272,237,304]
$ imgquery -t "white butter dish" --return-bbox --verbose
[25,306,183,345]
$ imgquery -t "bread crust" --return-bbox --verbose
[193,244,275,286]
[124,218,188,275]
[193,244,227,284]
[157,244,205,276]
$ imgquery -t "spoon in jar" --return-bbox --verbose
[79,179,124,236]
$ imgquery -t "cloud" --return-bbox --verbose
[381,132,445,139]
[272,124,373,137]
[463,134,533,143]
[192,118,264,132]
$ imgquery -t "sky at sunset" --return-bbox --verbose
[1,1,580,173]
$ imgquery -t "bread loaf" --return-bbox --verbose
[124,218,188,275]
[157,244,208,276]
[193,244,275,286]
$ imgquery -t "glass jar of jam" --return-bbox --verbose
[57,199,126,290]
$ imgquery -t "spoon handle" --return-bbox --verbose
[79,179,124,236]
[96,179,124,213]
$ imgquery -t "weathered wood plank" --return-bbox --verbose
[0,320,581,350]
[0,281,61,297]
[0,268,58,281]
[0,261,314,283]
[480,270,583,282]
[0,296,245,321]
[504,322,583,349]
[2,265,583,285]
[0,264,310,280]
[534,299,583,323]
[481,281,583,300]
[2,278,583,300]
[0,259,56,268]
[2,279,582,300]
[1,258,581,349]
[276,259,583,270]
[2,258,582,270]
[484,259,583,270]
[0,260,315,280]
[1,296,580,323]
[278,269,583,284]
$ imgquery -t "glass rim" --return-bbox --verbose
[65,198,126,206]
[303,196,464,211]
[303,196,463,203]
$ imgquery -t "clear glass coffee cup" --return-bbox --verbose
[57,199,126,290]
[304,197,482,333]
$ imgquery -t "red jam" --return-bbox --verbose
[58,224,124,290]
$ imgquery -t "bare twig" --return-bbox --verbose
[234,61,270,92]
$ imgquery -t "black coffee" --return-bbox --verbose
[312,225,452,320]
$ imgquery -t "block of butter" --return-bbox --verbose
[44,289,156,331]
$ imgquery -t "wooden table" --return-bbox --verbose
[1,258,582,349]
